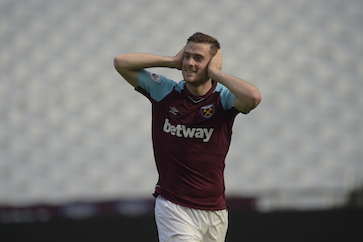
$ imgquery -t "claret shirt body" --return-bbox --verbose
[136,70,245,210]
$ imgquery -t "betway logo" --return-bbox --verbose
[163,118,214,143]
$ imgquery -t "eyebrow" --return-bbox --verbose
[184,51,205,59]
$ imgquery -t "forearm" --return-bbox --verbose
[114,53,176,71]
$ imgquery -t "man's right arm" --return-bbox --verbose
[114,49,184,87]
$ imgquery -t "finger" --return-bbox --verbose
[178,46,186,56]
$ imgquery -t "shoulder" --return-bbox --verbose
[213,82,236,111]
[137,70,184,102]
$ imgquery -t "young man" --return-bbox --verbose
[114,32,261,242]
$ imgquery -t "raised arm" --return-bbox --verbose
[114,48,185,87]
[207,50,262,113]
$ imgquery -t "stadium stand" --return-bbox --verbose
[1,0,362,212]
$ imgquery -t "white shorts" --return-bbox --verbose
[154,196,228,242]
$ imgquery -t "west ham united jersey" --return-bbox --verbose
[136,70,244,210]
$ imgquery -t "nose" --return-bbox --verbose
[185,57,195,66]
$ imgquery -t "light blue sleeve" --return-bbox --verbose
[137,70,177,102]
[215,83,236,110]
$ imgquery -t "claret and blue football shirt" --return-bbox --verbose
[136,69,246,210]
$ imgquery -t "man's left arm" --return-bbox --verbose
[208,50,261,113]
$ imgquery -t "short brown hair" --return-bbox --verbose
[187,32,220,56]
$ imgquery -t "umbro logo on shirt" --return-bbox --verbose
[163,118,214,143]
[169,107,179,115]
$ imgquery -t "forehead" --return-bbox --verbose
[184,42,212,58]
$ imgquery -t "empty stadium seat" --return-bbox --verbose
[1,0,362,211]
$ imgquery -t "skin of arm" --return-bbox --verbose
[114,48,184,87]
[207,49,262,113]
[114,47,261,113]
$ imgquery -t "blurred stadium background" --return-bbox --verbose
[1,0,363,240]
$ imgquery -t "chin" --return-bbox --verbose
[182,72,209,85]
[184,77,200,84]
[182,74,196,83]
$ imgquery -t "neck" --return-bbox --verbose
[185,79,213,96]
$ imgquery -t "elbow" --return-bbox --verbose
[114,55,125,70]
[236,90,262,113]
[249,90,262,110]
[114,54,135,71]
[253,90,262,107]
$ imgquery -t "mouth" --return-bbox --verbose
[185,69,196,73]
